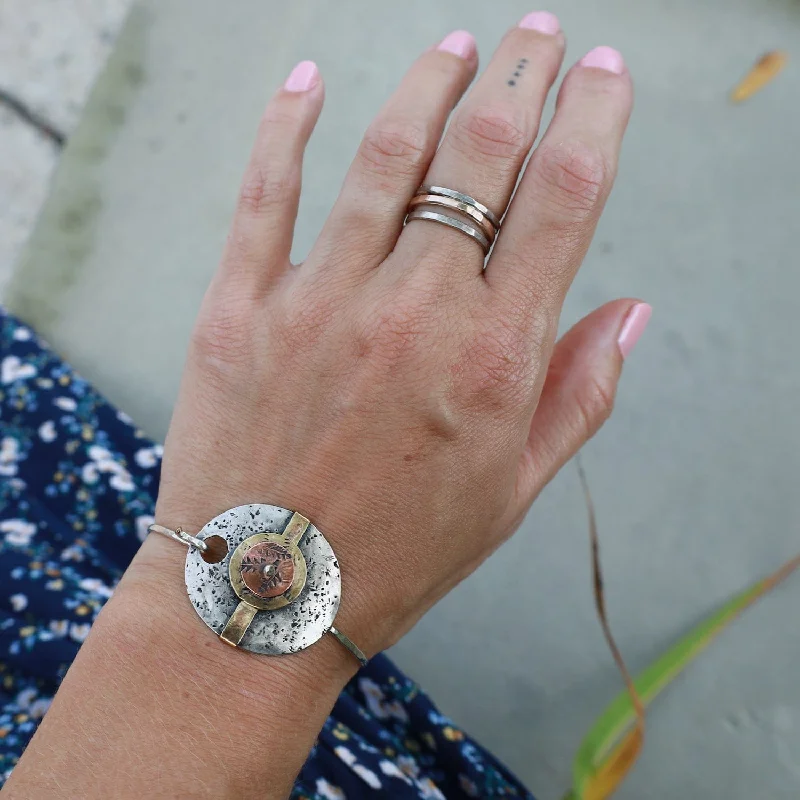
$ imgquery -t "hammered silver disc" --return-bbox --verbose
[185,504,341,655]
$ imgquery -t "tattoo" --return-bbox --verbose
[507,57,529,87]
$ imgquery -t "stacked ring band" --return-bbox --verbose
[405,185,501,256]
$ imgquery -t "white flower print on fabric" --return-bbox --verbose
[134,445,163,469]
[12,326,32,341]
[85,444,136,493]
[333,746,382,789]
[136,515,155,543]
[358,677,409,722]
[396,755,420,780]
[53,396,77,411]
[79,578,114,600]
[418,777,446,800]
[81,463,100,485]
[29,698,52,719]
[379,759,413,784]
[109,472,135,492]
[38,420,57,442]
[0,436,19,476]
[1,355,36,384]
[9,594,28,612]
[69,622,91,642]
[315,778,346,800]
[49,620,68,637]
[1,519,37,547]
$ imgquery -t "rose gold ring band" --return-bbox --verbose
[404,185,501,258]
[408,194,496,240]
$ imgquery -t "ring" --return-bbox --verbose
[418,185,501,229]
[408,194,496,240]
[406,209,491,254]
[405,185,501,257]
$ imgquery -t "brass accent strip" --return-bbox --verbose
[220,601,258,647]
[283,512,310,545]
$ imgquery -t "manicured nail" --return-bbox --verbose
[519,11,561,35]
[437,30,477,60]
[618,303,652,359]
[580,46,625,75]
[284,60,320,92]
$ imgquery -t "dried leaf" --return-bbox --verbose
[565,456,800,799]
[731,51,787,103]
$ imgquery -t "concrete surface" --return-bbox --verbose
[0,0,131,290]
[5,1,800,797]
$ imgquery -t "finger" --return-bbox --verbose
[220,60,325,295]
[515,300,651,507]
[487,47,633,326]
[307,32,478,281]
[399,12,565,275]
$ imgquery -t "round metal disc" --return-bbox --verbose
[185,504,341,655]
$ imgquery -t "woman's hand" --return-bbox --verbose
[3,16,647,800]
[147,19,641,656]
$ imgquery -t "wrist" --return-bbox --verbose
[150,491,408,657]
[125,532,358,694]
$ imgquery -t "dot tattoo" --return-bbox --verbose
[508,56,529,87]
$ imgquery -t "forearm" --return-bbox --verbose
[2,535,357,800]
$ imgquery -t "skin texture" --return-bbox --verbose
[2,16,640,800]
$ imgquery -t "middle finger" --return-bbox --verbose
[398,11,565,274]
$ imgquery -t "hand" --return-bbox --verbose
[143,21,641,658]
[5,18,647,800]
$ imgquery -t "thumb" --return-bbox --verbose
[516,299,651,506]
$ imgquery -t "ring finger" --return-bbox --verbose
[399,11,565,274]
[305,31,479,282]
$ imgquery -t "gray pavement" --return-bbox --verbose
[5,1,800,797]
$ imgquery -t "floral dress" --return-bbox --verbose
[0,307,534,799]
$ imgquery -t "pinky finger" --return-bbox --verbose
[515,300,652,506]
[221,60,325,294]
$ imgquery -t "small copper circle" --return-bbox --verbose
[239,542,294,598]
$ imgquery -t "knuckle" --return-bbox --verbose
[572,372,616,440]
[452,106,529,162]
[358,120,429,178]
[237,166,299,217]
[530,140,611,223]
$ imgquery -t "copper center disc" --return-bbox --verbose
[239,542,295,598]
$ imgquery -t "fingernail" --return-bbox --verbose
[580,46,625,75]
[618,303,652,359]
[519,11,561,35]
[437,30,477,60]
[284,60,320,92]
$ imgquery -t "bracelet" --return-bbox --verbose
[148,504,368,667]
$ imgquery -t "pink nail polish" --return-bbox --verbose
[618,303,652,359]
[284,60,320,92]
[519,11,561,35]
[437,30,477,60]
[580,46,625,75]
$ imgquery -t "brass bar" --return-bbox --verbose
[283,512,310,545]
[220,601,258,647]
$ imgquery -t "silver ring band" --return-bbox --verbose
[418,185,501,229]
[405,209,491,254]
[328,626,368,666]
[147,523,208,553]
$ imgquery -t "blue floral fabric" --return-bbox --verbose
[0,307,533,799]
